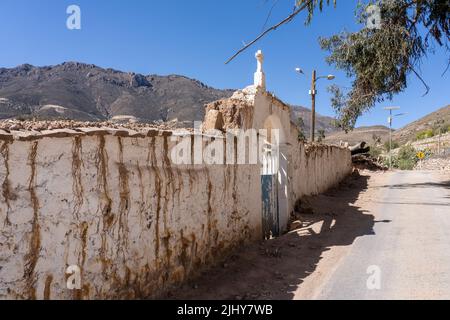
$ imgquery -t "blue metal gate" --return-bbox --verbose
[261,149,280,239]
[261,174,279,239]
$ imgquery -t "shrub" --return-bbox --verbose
[298,131,306,142]
[416,129,435,140]
[396,145,419,170]
[435,124,450,135]
[384,141,400,151]
[369,145,383,158]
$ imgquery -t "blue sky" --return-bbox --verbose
[0,0,448,128]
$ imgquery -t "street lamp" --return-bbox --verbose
[383,106,407,169]
[295,68,336,142]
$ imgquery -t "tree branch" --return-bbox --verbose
[260,0,281,32]
[410,66,430,96]
[442,58,450,76]
[225,0,313,64]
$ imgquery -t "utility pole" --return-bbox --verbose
[310,70,317,143]
[388,109,394,169]
[384,107,406,170]
[438,127,441,155]
[295,68,335,143]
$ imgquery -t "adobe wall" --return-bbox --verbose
[0,129,261,299]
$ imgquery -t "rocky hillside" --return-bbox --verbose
[0,62,340,132]
[0,62,234,124]
[324,125,392,145]
[290,105,337,135]
[392,105,450,143]
[324,105,450,146]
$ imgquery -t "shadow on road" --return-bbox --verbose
[375,181,450,190]
[167,172,380,300]
[373,201,449,206]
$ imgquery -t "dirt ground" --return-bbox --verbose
[165,170,384,300]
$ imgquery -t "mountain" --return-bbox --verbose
[392,105,450,144]
[0,62,340,133]
[324,125,392,145]
[0,62,234,124]
[324,105,450,146]
[290,105,337,135]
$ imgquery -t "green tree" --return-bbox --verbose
[316,0,450,130]
[297,117,307,141]
[317,129,326,142]
[227,0,449,130]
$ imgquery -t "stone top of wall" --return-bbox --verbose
[0,120,185,141]
[304,142,348,154]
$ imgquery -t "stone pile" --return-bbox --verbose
[352,154,387,171]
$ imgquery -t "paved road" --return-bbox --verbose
[313,170,450,300]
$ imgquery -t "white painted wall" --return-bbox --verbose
[0,132,261,299]
[288,141,353,208]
